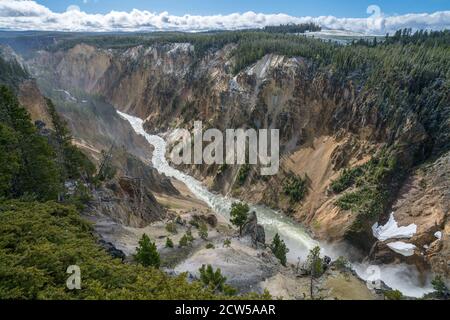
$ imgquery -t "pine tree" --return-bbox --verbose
[199,222,208,240]
[432,275,448,297]
[165,237,174,248]
[0,86,61,200]
[230,202,249,236]
[135,234,160,268]
[306,246,323,299]
[179,234,189,248]
[270,233,289,267]
[223,239,231,248]
[199,264,236,295]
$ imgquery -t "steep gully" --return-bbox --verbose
[118,111,433,298]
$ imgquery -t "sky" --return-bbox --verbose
[0,0,449,33]
[35,0,450,18]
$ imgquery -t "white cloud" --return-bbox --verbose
[0,0,449,34]
[66,5,80,12]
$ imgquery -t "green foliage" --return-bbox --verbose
[270,233,289,267]
[0,52,28,89]
[165,237,174,248]
[0,86,61,200]
[189,216,201,228]
[135,234,160,268]
[283,175,308,203]
[0,200,242,299]
[66,182,92,211]
[186,229,195,242]
[199,264,236,296]
[223,239,231,248]
[306,246,323,278]
[230,202,249,235]
[333,256,351,272]
[205,243,215,249]
[165,221,178,234]
[96,149,116,182]
[384,289,403,300]
[431,275,448,297]
[330,167,364,193]
[178,234,189,248]
[262,23,321,34]
[334,151,403,244]
[199,222,208,240]
[236,163,251,185]
[178,230,194,248]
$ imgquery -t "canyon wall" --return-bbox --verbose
[28,42,449,278]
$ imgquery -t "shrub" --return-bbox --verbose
[199,264,236,296]
[283,175,307,203]
[334,256,351,272]
[199,222,208,240]
[330,167,364,193]
[223,239,231,248]
[179,234,189,248]
[432,275,448,297]
[384,289,403,300]
[205,243,215,249]
[165,237,174,248]
[165,221,178,234]
[236,164,251,185]
[186,229,195,242]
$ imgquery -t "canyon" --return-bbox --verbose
[1,31,448,298]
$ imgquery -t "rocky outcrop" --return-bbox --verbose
[242,211,266,246]
[17,79,54,129]
[89,175,166,228]
[98,239,126,261]
[369,151,450,280]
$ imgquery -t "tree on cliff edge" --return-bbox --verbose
[230,202,249,236]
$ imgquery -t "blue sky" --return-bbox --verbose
[36,0,450,17]
[1,1,449,32]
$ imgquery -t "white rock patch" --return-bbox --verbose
[386,241,417,257]
[434,231,442,240]
[372,212,417,241]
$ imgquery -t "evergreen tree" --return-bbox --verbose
[0,86,61,200]
[199,222,208,240]
[223,239,231,248]
[270,233,289,266]
[304,246,323,299]
[199,264,236,295]
[179,234,189,248]
[165,237,174,248]
[432,275,448,297]
[230,202,249,235]
[135,234,160,268]
[306,246,323,277]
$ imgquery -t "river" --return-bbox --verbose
[118,110,433,298]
